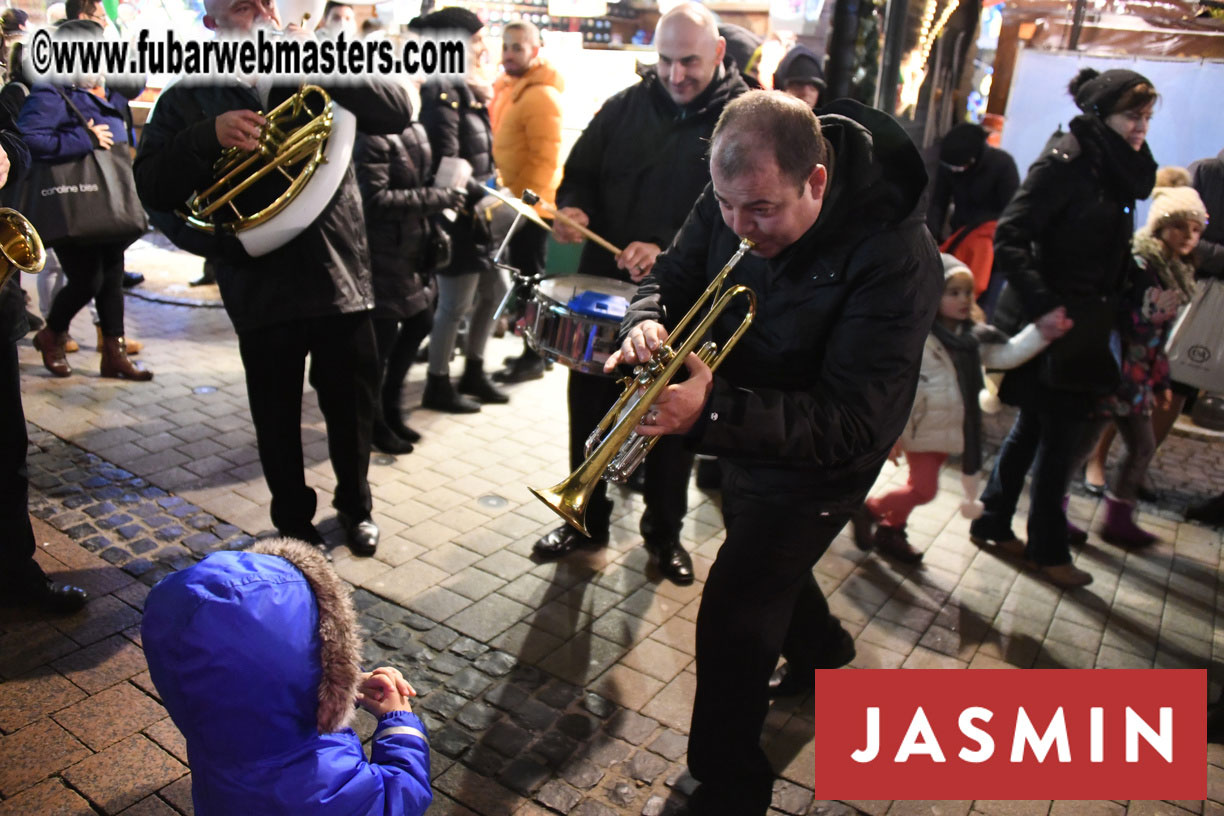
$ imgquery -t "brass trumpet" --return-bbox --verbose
[0,208,46,290]
[183,84,336,234]
[530,239,758,536]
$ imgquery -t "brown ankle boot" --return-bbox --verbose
[96,324,140,355]
[99,336,152,381]
[32,328,72,377]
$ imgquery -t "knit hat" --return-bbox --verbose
[1145,185,1208,232]
[941,253,974,283]
[1068,67,1154,117]
[408,6,483,34]
[718,24,761,75]
[1154,166,1191,188]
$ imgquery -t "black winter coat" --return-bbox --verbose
[355,123,453,319]
[419,78,495,276]
[991,114,1156,414]
[926,144,1019,240]
[134,80,412,333]
[556,60,747,284]
[1190,149,1224,279]
[622,101,942,508]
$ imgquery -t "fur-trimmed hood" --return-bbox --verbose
[142,539,364,765]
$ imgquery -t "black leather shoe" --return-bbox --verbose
[644,538,694,585]
[341,516,379,556]
[373,422,414,454]
[25,309,44,332]
[122,271,145,288]
[5,580,90,614]
[769,627,857,698]
[532,524,608,560]
[492,355,546,384]
[1188,494,1224,526]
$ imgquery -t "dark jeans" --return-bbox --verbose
[567,369,693,541]
[973,408,1095,566]
[237,312,379,532]
[0,339,41,588]
[373,311,433,426]
[688,471,850,814]
[47,243,126,337]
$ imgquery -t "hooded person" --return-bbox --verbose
[613,92,943,814]
[142,539,432,816]
[772,44,825,109]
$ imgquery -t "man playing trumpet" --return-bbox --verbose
[532,2,747,584]
[134,0,412,554]
[610,92,942,814]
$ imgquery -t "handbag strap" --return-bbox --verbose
[50,85,104,149]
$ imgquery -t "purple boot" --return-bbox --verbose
[1062,496,1088,546]
[1100,495,1158,548]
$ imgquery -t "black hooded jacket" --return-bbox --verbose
[556,59,747,283]
[1190,148,1224,279]
[0,121,29,344]
[622,100,942,507]
[925,125,1019,240]
[134,80,412,333]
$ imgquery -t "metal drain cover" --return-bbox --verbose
[478,494,508,508]
[372,454,396,466]
[192,385,217,394]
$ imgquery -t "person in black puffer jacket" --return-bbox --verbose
[355,119,466,455]
[413,7,508,413]
[970,68,1159,588]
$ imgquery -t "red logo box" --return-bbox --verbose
[811,670,1206,800]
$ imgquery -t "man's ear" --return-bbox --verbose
[202,13,217,30]
[807,164,828,201]
[713,36,726,65]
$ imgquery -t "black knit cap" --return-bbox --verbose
[1069,68,1154,117]
[939,123,987,167]
[408,6,483,34]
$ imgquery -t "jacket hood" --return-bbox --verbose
[773,45,826,92]
[813,98,929,238]
[142,539,362,765]
[495,58,565,102]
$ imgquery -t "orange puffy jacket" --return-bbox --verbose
[490,59,564,210]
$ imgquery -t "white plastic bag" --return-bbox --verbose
[1166,278,1224,393]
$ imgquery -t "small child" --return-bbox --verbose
[852,255,1070,562]
[142,539,432,816]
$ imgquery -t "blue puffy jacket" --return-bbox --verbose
[142,540,432,816]
[17,83,133,163]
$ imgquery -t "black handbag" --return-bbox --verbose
[10,86,147,249]
[1039,295,1121,394]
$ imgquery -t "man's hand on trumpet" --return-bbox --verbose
[552,207,589,243]
[604,320,712,436]
[616,242,661,282]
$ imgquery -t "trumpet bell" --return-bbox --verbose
[529,484,592,539]
[0,207,46,290]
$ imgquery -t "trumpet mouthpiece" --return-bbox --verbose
[521,189,540,206]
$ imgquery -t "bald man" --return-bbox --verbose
[532,3,747,585]
[135,0,411,555]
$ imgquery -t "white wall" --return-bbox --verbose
[999,50,1224,223]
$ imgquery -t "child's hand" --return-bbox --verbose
[356,666,417,717]
[1035,307,1073,341]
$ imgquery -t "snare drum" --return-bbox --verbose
[524,274,639,375]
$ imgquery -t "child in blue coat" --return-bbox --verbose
[142,539,432,816]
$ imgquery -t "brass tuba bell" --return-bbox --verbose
[0,208,47,291]
[530,239,758,537]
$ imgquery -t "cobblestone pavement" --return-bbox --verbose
[3,270,1224,816]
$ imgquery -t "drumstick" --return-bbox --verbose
[522,189,623,256]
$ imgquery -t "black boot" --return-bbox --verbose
[1187,492,1224,526]
[493,347,547,383]
[422,373,480,413]
[457,357,509,404]
[373,421,414,454]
